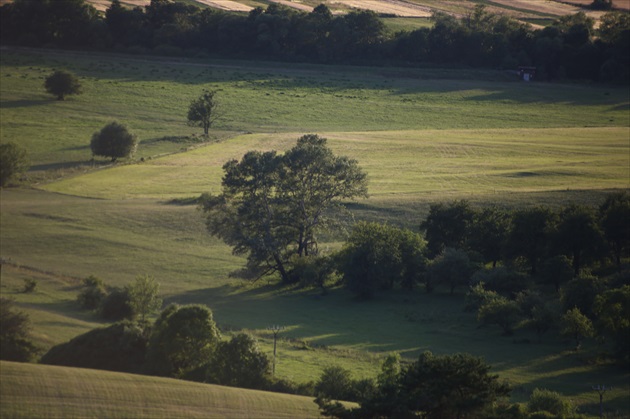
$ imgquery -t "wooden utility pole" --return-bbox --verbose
[267,325,284,376]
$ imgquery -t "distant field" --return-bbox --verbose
[41,127,630,201]
[0,361,325,418]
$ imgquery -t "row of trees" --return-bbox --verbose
[1,0,628,82]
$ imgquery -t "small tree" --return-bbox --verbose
[560,307,594,350]
[478,297,522,336]
[126,274,162,323]
[145,304,221,378]
[426,247,472,295]
[0,297,40,362]
[315,365,355,401]
[206,333,271,390]
[44,70,82,100]
[187,90,219,135]
[0,142,30,187]
[90,121,138,162]
[527,388,577,417]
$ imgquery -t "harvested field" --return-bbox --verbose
[329,0,432,17]
[84,0,150,12]
[195,0,253,12]
[491,0,581,15]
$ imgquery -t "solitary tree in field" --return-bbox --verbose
[90,121,138,162]
[187,90,219,135]
[0,142,29,187]
[44,70,82,100]
[201,134,368,284]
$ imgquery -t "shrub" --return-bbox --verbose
[40,321,148,373]
[0,142,30,187]
[0,297,40,362]
[77,276,107,310]
[205,333,272,390]
[100,287,134,321]
[465,282,501,312]
[90,121,138,162]
[315,365,355,401]
[478,297,522,335]
[145,304,221,378]
[22,278,37,293]
[44,70,81,100]
[527,388,577,417]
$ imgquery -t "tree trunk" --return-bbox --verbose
[274,254,291,284]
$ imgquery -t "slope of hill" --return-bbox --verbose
[0,361,324,418]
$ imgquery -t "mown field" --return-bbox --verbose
[1,47,629,417]
[0,361,327,418]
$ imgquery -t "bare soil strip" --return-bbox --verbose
[490,0,580,16]
[329,0,432,17]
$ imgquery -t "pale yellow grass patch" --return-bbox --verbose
[491,0,581,16]
[195,0,253,12]
[329,0,432,17]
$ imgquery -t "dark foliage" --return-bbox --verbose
[205,333,272,390]
[0,297,40,362]
[90,121,138,162]
[317,351,510,419]
[40,320,148,373]
[0,142,29,187]
[1,2,627,83]
[44,70,82,100]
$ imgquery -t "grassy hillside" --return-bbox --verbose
[0,361,324,418]
[1,48,629,417]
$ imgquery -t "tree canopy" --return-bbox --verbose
[187,90,219,135]
[0,142,29,187]
[201,134,367,284]
[90,121,138,162]
[44,70,82,100]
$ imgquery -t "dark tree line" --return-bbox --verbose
[331,194,630,363]
[1,0,628,82]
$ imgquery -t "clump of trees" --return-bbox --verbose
[44,70,82,100]
[316,351,511,418]
[2,1,628,82]
[0,142,29,187]
[77,274,162,323]
[41,302,276,391]
[90,121,138,162]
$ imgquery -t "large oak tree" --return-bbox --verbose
[201,134,367,284]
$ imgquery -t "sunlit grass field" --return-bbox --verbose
[1,47,629,417]
[0,361,326,418]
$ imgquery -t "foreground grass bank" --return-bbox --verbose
[0,361,324,418]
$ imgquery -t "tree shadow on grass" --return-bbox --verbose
[0,99,49,109]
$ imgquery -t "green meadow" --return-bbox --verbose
[1,47,629,417]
